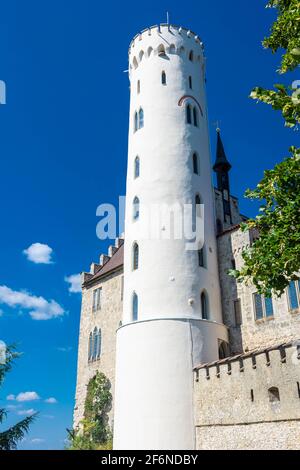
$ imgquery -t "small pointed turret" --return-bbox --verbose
[213,128,232,222]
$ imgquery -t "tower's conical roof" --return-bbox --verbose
[213,129,232,172]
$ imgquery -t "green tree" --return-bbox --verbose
[0,346,37,450]
[231,0,300,296]
[66,371,112,450]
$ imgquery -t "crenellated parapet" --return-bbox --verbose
[128,24,205,76]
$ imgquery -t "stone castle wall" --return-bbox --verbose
[194,344,300,449]
[73,269,123,429]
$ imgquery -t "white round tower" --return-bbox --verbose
[113,24,228,450]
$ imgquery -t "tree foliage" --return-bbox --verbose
[66,371,112,450]
[0,346,37,450]
[231,1,300,295]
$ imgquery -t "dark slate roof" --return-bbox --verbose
[213,129,232,172]
[84,243,124,287]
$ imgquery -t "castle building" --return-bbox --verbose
[74,24,300,450]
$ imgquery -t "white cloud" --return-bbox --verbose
[44,397,57,404]
[64,273,81,294]
[31,438,45,444]
[42,414,54,419]
[17,408,36,416]
[7,394,15,401]
[57,346,72,352]
[23,243,53,264]
[0,285,65,321]
[7,391,40,402]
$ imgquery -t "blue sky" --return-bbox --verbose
[0,0,298,450]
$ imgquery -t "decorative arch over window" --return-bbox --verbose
[193,153,199,174]
[134,156,140,178]
[132,292,138,321]
[157,44,166,57]
[193,107,198,127]
[88,332,93,362]
[268,387,280,403]
[138,108,144,128]
[139,50,144,62]
[201,291,209,320]
[161,71,166,85]
[147,46,153,57]
[133,196,140,220]
[186,104,192,124]
[133,56,138,69]
[189,50,194,61]
[133,242,139,270]
[178,95,204,117]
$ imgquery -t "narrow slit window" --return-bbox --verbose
[161,71,166,85]
[193,153,198,174]
[186,105,192,124]
[189,76,192,89]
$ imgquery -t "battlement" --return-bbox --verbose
[128,24,205,73]
[194,340,300,428]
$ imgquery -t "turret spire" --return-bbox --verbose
[213,128,232,223]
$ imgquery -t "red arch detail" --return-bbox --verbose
[178,95,203,116]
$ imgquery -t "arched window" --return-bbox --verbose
[169,44,175,54]
[161,71,166,85]
[189,50,194,61]
[88,332,93,362]
[133,57,138,69]
[134,111,138,132]
[268,387,280,403]
[134,156,140,178]
[193,107,198,127]
[147,46,153,57]
[133,243,139,270]
[186,104,192,124]
[189,76,192,89]
[96,329,101,358]
[93,327,98,361]
[137,80,140,94]
[219,341,229,360]
[133,196,140,221]
[201,292,209,320]
[158,44,166,57]
[198,247,205,267]
[138,108,144,128]
[139,50,144,62]
[132,292,138,321]
[193,153,198,174]
[179,46,185,55]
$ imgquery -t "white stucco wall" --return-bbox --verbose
[114,318,228,450]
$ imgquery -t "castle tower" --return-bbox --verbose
[113,24,228,450]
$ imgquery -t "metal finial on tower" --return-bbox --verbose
[166,11,170,25]
[213,120,221,133]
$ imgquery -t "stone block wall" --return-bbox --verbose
[194,344,300,449]
[73,269,123,430]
